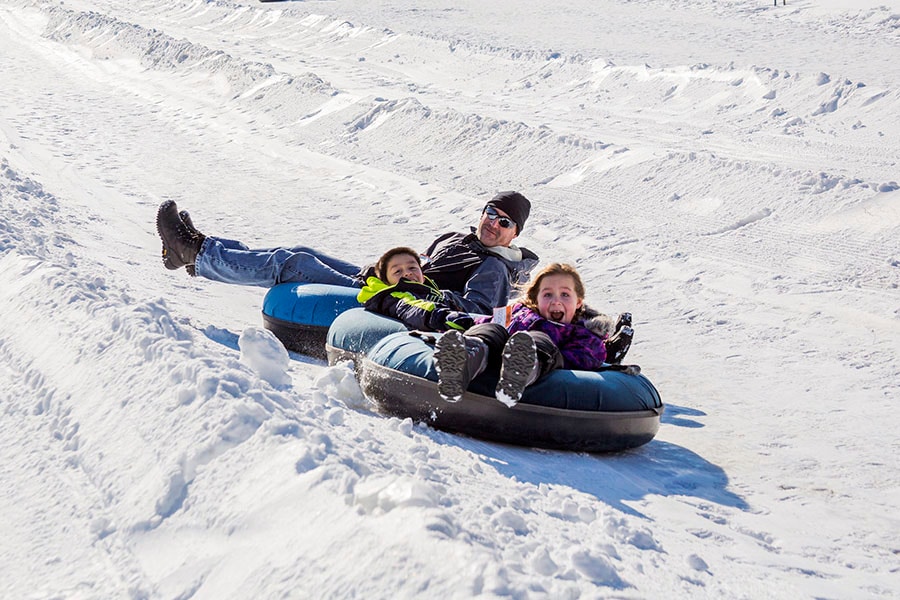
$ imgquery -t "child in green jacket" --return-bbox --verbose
[357,247,476,332]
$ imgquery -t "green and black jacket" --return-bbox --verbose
[357,276,461,332]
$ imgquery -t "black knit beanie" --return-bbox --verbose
[484,191,531,233]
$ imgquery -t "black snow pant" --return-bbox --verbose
[465,322,564,380]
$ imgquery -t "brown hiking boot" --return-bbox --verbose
[157,201,204,271]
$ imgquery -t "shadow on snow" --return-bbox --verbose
[429,428,748,518]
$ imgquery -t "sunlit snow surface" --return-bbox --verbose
[1,0,898,597]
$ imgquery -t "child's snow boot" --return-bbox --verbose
[434,330,488,402]
[496,331,541,407]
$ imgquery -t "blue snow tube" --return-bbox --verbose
[262,283,362,359]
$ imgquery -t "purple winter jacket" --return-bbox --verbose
[505,303,608,370]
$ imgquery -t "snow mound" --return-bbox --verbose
[238,326,292,388]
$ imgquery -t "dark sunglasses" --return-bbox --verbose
[483,207,516,230]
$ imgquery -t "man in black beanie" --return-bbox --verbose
[420,191,538,313]
[157,191,538,315]
[484,191,531,235]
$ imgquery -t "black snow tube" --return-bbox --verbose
[327,309,664,453]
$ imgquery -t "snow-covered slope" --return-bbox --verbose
[1,0,898,597]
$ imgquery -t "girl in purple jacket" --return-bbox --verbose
[434,263,634,405]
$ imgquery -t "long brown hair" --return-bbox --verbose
[520,263,586,318]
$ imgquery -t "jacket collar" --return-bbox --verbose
[466,227,524,262]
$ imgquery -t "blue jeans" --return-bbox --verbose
[195,237,363,288]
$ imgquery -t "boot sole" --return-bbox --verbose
[496,331,537,407]
[157,201,187,270]
[433,331,467,402]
